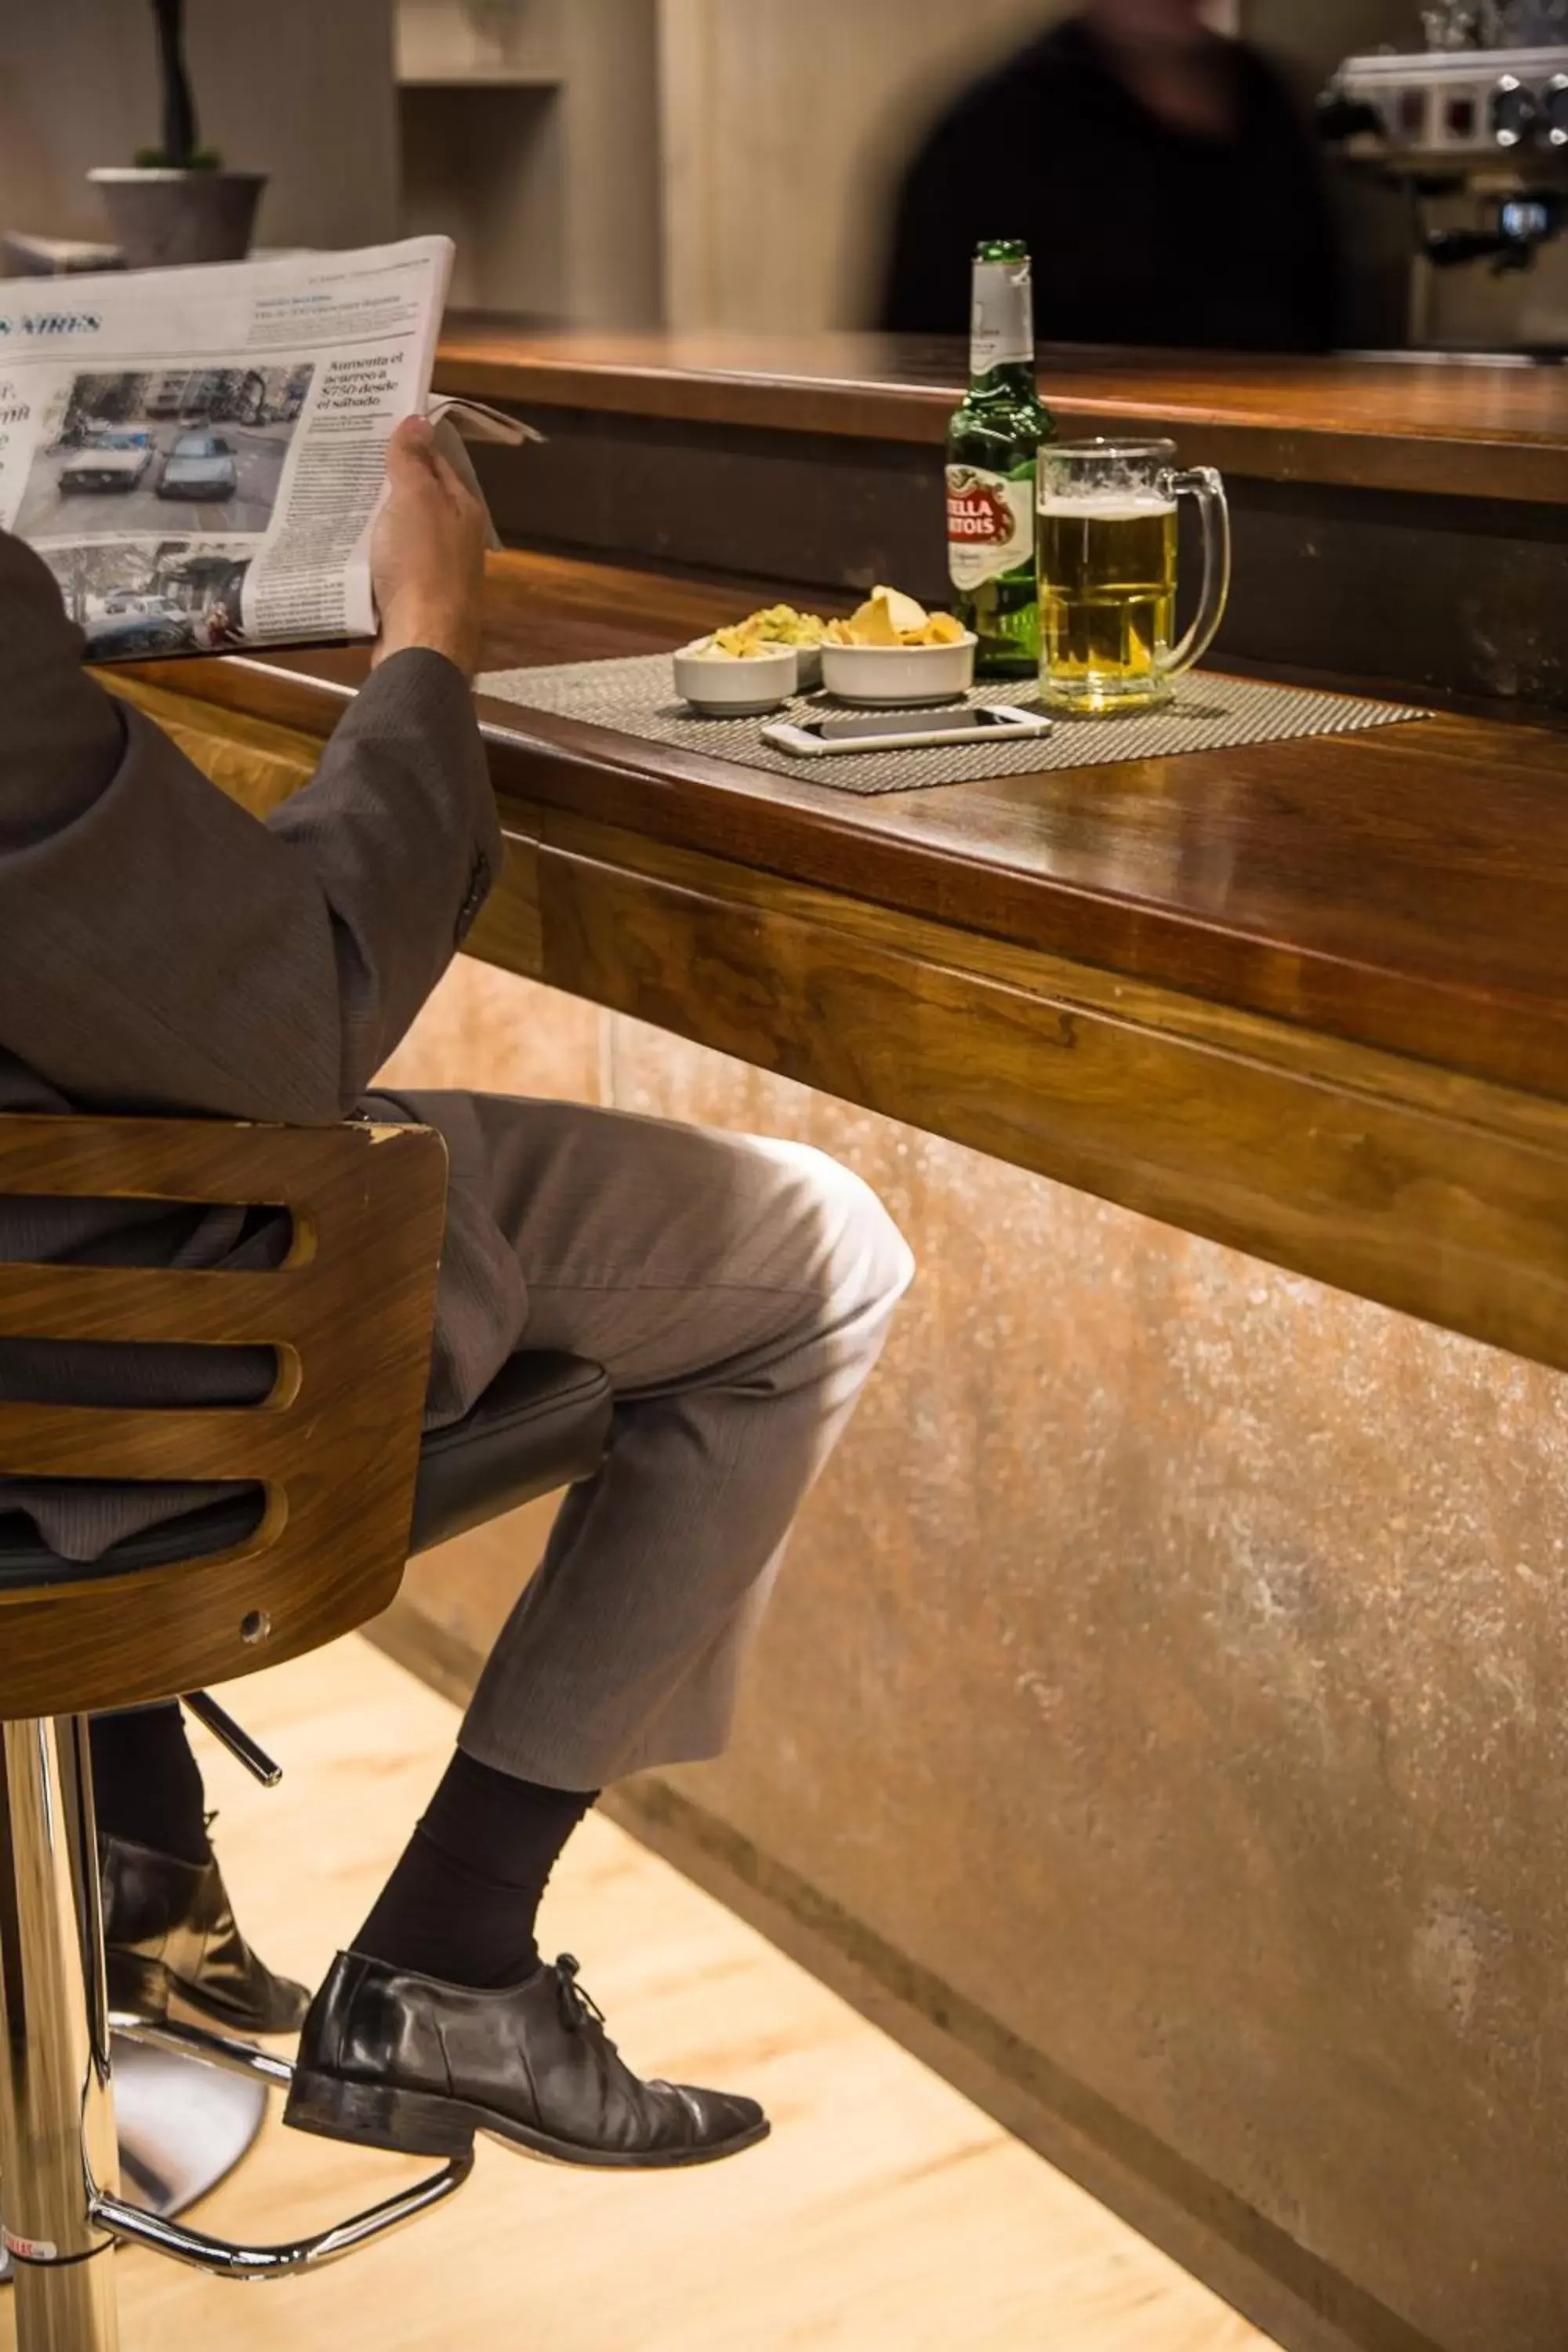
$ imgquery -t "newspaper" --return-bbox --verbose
[0,235,465,661]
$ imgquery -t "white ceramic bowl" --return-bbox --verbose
[723,637,822,692]
[673,639,797,715]
[818,633,977,707]
[784,641,824,693]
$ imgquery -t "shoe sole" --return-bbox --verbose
[283,2066,771,2171]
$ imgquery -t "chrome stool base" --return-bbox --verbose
[0,1719,470,2350]
[111,2031,270,2218]
[93,2015,471,2282]
[0,2031,270,2286]
[1,2016,470,2294]
[0,2031,268,2286]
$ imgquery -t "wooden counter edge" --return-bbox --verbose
[114,652,1568,1108]
[430,347,1568,506]
[110,669,1568,1385]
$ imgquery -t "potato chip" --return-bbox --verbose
[875,585,931,637]
[844,593,903,647]
[753,587,964,652]
[697,625,775,660]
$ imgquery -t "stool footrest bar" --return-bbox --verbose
[109,2013,293,2092]
[93,2150,473,2281]
[180,1694,283,1789]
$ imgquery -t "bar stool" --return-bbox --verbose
[0,1112,613,2349]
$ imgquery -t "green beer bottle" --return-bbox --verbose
[946,239,1057,678]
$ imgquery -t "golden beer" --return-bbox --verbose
[1036,492,1178,714]
[1035,439,1229,717]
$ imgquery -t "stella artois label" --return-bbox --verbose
[947,465,1033,590]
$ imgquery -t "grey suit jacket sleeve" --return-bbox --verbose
[0,531,502,1123]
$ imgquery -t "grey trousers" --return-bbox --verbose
[398,1094,914,1792]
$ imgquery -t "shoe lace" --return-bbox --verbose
[554,1953,608,2035]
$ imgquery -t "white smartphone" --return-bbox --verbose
[760,704,1052,757]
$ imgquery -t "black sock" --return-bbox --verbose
[352,1749,597,1989]
[89,1704,211,1866]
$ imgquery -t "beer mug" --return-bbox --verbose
[1035,439,1231,717]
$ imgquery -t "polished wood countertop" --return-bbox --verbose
[434,321,1568,505]
[115,549,1568,1379]
[132,549,1568,1107]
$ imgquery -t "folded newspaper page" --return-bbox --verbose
[0,235,459,660]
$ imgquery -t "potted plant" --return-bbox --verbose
[89,2,267,270]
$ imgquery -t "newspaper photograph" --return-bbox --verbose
[0,235,455,657]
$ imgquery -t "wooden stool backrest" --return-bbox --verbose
[0,1115,448,1718]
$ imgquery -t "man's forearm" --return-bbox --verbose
[264,647,503,1094]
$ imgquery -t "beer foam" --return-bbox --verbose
[1036,492,1177,519]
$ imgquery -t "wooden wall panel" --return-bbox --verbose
[655,0,1061,332]
[395,0,663,326]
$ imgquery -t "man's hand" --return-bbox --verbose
[370,415,488,680]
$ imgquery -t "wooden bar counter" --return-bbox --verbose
[120,527,1568,2352]
[434,325,1568,711]
[435,321,1568,503]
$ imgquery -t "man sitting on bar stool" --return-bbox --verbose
[0,418,914,2170]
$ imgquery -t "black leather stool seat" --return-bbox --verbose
[0,1353,612,1595]
[408,1352,611,1552]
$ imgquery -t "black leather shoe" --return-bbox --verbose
[285,1950,770,2169]
[101,1835,310,2036]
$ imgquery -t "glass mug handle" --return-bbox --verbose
[1157,466,1232,683]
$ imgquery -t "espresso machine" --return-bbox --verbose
[1321,2,1568,350]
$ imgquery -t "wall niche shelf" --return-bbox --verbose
[397,71,564,89]
[395,0,660,326]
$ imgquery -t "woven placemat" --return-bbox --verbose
[477,655,1426,797]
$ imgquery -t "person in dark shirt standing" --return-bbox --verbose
[880,0,1342,353]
